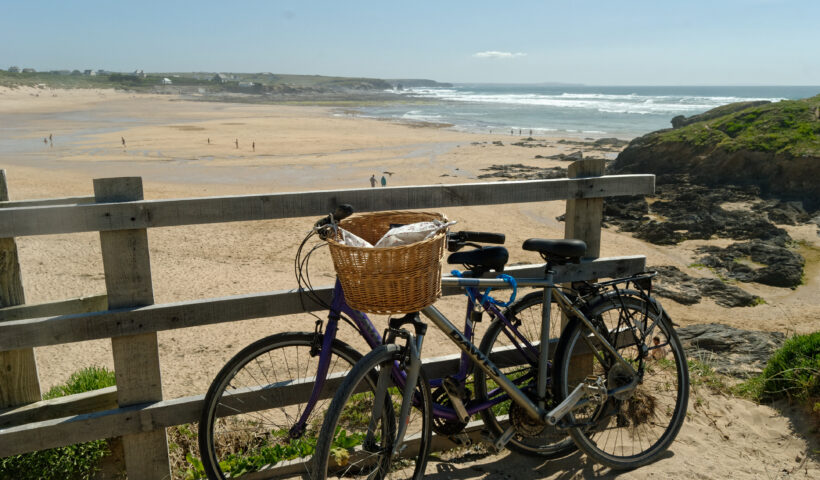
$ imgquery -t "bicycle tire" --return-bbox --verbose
[553,292,689,469]
[312,344,433,480]
[474,291,577,458]
[198,331,363,479]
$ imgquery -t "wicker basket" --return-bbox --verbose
[326,211,448,314]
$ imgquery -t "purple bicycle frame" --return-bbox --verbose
[290,279,543,434]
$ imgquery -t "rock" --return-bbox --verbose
[755,200,811,225]
[677,323,786,377]
[593,137,629,148]
[696,240,804,288]
[477,164,566,180]
[651,265,760,307]
[651,266,702,305]
[693,278,759,307]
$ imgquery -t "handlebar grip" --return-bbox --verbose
[460,231,505,244]
[315,204,354,228]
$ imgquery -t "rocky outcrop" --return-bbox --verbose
[611,95,820,210]
[670,100,771,128]
[677,323,786,377]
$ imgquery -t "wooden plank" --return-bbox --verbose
[564,159,608,258]
[0,175,655,238]
[0,169,42,409]
[0,349,512,456]
[0,196,95,209]
[0,295,107,322]
[0,256,644,351]
[94,177,170,480]
[0,387,117,428]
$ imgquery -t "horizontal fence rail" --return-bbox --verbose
[0,255,644,352]
[0,175,653,238]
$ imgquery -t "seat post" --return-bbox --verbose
[537,266,555,409]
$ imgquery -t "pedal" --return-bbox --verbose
[442,377,471,424]
[545,377,607,426]
[448,432,472,447]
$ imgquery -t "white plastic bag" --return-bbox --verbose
[374,220,456,248]
[337,228,374,248]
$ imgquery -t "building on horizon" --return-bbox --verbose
[22,68,36,73]
[8,66,20,73]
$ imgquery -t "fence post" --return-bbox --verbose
[0,169,42,408]
[564,158,606,259]
[94,177,171,480]
[563,159,606,380]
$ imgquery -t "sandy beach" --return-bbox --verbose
[1,86,818,479]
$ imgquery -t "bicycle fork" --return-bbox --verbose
[366,314,428,457]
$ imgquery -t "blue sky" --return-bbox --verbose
[2,0,818,85]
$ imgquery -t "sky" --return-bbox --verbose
[1,0,818,85]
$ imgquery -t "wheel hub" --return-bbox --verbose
[607,363,637,400]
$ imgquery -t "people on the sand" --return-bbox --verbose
[252,141,255,152]
[121,137,126,147]
[380,175,387,187]
[370,174,376,187]
[235,138,239,149]
[207,138,210,144]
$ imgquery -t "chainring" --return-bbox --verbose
[431,386,469,435]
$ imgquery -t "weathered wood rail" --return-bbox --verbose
[0,161,654,479]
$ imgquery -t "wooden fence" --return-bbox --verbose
[0,160,654,479]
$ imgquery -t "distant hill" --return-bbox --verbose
[388,79,453,89]
[611,94,820,209]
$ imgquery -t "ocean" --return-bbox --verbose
[359,85,820,139]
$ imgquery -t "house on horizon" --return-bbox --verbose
[22,68,36,73]
[133,69,146,78]
[161,77,173,85]
[8,66,20,73]
[238,81,255,88]
[212,73,229,83]
[84,69,97,76]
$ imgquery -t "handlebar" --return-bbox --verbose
[447,230,505,252]
[314,204,354,229]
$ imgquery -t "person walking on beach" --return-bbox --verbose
[121,137,126,148]
[380,175,387,187]
[252,141,255,152]
[207,138,210,144]
[49,133,53,147]
[370,174,376,187]
[235,138,239,149]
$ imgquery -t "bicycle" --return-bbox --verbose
[198,207,575,479]
[313,235,689,478]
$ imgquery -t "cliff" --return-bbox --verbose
[611,94,820,209]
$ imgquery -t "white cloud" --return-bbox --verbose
[473,51,527,59]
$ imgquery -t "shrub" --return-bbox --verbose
[0,366,117,480]
[736,332,820,414]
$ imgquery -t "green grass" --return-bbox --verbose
[657,94,820,157]
[735,332,820,407]
[0,366,117,480]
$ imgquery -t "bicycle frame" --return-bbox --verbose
[429,274,640,423]
[291,280,517,435]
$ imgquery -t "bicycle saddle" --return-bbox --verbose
[447,246,509,272]
[522,239,587,264]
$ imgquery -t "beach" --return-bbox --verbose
[1,86,818,479]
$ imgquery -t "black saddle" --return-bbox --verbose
[522,239,587,265]
[447,246,509,273]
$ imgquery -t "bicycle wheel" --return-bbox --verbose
[199,331,363,479]
[313,344,433,480]
[554,292,689,469]
[474,291,576,458]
